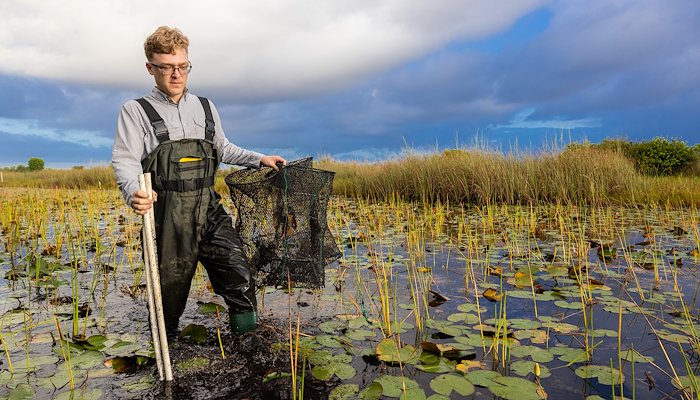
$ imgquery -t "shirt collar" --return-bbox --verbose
[150,87,189,105]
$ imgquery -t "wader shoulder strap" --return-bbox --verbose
[135,98,170,143]
[197,96,216,141]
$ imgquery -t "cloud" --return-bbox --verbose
[494,0,700,108]
[493,107,601,130]
[2,0,699,167]
[0,0,547,100]
[332,147,406,162]
[0,117,112,147]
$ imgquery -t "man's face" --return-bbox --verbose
[146,47,189,103]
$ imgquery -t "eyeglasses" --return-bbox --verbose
[149,61,192,75]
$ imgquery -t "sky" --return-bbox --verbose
[1,0,699,168]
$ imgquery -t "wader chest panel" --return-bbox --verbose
[135,96,256,331]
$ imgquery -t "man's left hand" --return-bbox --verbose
[260,155,287,170]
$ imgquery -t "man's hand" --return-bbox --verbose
[260,155,287,171]
[130,190,157,215]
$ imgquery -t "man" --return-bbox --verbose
[112,26,285,336]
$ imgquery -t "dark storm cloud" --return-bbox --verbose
[2,0,699,167]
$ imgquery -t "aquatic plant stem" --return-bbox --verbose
[215,308,226,360]
[54,316,75,390]
[0,329,13,373]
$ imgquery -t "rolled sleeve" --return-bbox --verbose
[112,102,147,206]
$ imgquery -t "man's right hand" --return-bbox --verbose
[130,190,157,215]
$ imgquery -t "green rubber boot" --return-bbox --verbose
[230,310,257,335]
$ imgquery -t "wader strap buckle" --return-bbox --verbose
[158,175,215,192]
[135,98,170,143]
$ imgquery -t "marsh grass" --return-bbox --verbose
[0,166,115,189]
[319,147,700,206]
[3,146,700,206]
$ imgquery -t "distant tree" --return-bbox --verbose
[28,157,45,171]
[15,164,27,172]
[631,137,695,176]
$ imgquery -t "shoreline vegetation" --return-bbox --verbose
[1,145,699,206]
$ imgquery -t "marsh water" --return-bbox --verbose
[0,188,699,399]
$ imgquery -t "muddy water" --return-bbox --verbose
[1,194,700,399]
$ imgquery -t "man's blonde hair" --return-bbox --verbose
[144,26,189,60]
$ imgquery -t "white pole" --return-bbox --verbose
[142,221,164,380]
[138,173,173,381]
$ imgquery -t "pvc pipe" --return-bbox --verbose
[139,173,173,381]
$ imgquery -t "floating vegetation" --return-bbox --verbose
[1,187,699,399]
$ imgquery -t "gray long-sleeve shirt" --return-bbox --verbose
[112,87,263,205]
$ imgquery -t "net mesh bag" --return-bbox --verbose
[225,157,341,288]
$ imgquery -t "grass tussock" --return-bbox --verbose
[318,147,700,206]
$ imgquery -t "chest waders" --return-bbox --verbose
[136,97,257,336]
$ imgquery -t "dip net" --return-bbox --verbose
[225,157,341,288]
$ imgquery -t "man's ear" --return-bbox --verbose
[146,63,154,75]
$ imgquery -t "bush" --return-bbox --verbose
[28,157,45,171]
[631,137,696,176]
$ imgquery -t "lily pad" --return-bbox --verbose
[7,383,34,400]
[71,350,104,369]
[122,375,156,392]
[550,346,588,364]
[376,338,418,364]
[358,382,383,400]
[426,320,463,337]
[483,288,503,302]
[456,303,486,313]
[198,302,225,314]
[179,323,208,344]
[465,369,502,387]
[345,328,374,341]
[447,312,480,324]
[575,365,624,385]
[329,384,359,400]
[415,354,455,373]
[373,375,422,398]
[620,348,654,363]
[86,334,107,349]
[429,373,475,396]
[488,376,545,400]
[589,329,617,338]
[655,329,690,344]
[672,375,700,390]
[107,355,152,373]
[308,350,352,366]
[176,356,211,372]
[510,345,554,363]
[317,335,348,349]
[319,320,347,333]
[512,329,548,344]
[510,360,551,378]
[549,322,579,334]
[454,332,493,347]
[313,361,356,381]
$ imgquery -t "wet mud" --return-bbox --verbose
[145,318,334,400]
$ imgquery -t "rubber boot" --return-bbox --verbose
[230,310,257,335]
